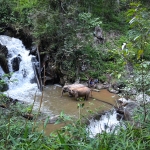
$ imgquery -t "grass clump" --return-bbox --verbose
[1,92,150,150]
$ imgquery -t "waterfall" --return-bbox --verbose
[0,66,5,77]
[0,35,38,103]
[87,110,120,138]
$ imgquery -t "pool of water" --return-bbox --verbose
[35,85,119,135]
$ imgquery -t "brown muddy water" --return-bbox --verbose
[36,85,119,135]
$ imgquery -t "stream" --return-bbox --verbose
[0,35,120,136]
[36,85,119,136]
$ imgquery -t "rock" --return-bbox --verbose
[22,113,34,120]
[103,83,110,89]
[95,83,104,90]
[117,97,130,104]
[0,104,7,108]
[48,115,59,124]
[60,77,66,85]
[135,93,150,103]
[11,55,22,71]
[112,82,125,93]
[93,26,104,44]
[54,84,62,88]
[108,87,119,94]
[123,101,139,121]
[0,44,8,57]
[0,44,9,74]
[92,89,100,92]
[29,46,37,56]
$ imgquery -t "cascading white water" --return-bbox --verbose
[0,66,5,77]
[0,35,38,103]
[87,110,120,138]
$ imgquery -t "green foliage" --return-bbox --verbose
[78,13,102,28]
[0,0,130,82]
[98,75,107,83]
[0,93,9,106]
[123,2,150,94]
[1,84,150,150]
[0,0,16,32]
[81,0,129,32]
[55,10,104,79]
[127,2,150,60]
[12,0,38,12]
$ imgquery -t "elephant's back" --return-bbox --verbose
[77,87,91,94]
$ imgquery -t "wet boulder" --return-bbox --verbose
[11,55,22,71]
[0,44,9,74]
[123,101,139,121]
[0,44,8,57]
[93,26,104,44]
[28,46,37,56]
[112,82,126,93]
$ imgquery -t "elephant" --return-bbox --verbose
[68,86,91,100]
[61,83,85,97]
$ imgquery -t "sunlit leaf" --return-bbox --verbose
[137,49,143,59]
[118,74,121,79]
[129,17,136,24]
[44,116,50,129]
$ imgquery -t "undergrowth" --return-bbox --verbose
[0,88,150,150]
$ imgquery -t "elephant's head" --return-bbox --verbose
[61,85,70,96]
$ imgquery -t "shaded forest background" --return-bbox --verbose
[0,0,149,86]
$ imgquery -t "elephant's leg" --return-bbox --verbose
[75,93,78,100]
[85,94,87,100]
[86,93,90,100]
